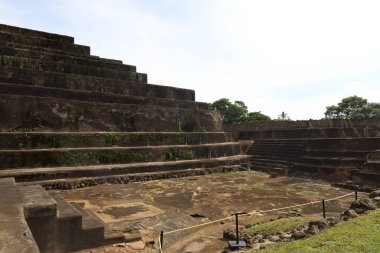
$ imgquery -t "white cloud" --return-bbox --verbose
[0,0,380,120]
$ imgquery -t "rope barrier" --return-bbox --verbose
[161,191,355,236]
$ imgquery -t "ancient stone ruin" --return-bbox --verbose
[0,24,250,252]
[1,23,379,253]
[225,119,380,185]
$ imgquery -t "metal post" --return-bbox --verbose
[355,190,358,201]
[160,231,164,251]
[322,199,326,219]
[235,213,239,244]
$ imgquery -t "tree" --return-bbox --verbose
[209,98,248,124]
[245,111,271,123]
[325,95,380,119]
[209,98,271,124]
[276,111,291,121]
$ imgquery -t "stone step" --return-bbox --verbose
[368,150,380,160]
[0,178,40,253]
[249,143,305,148]
[0,82,207,110]
[306,138,380,150]
[0,55,146,82]
[0,30,90,55]
[352,171,380,186]
[303,150,370,158]
[248,148,303,156]
[0,44,135,72]
[19,184,58,253]
[251,154,299,161]
[239,127,380,139]
[0,40,121,64]
[0,94,221,132]
[0,66,194,100]
[251,158,292,166]
[49,193,83,252]
[0,23,74,43]
[361,160,380,172]
[19,161,251,189]
[5,155,251,183]
[299,156,366,167]
[70,202,106,250]
[0,131,234,149]
[0,142,241,169]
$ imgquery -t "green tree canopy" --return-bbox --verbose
[246,111,272,123]
[325,96,380,119]
[209,98,271,124]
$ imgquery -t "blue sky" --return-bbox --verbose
[1,0,380,120]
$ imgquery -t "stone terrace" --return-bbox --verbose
[0,23,250,252]
[225,119,380,184]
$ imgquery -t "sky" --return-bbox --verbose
[1,0,379,120]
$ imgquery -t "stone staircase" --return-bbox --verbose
[240,122,380,183]
[0,23,249,188]
[247,139,306,176]
[3,178,125,253]
[353,150,380,185]
[0,23,251,252]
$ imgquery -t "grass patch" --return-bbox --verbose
[246,216,312,236]
[249,182,266,190]
[297,190,320,196]
[248,217,265,226]
[260,209,380,253]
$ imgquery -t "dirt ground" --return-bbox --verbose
[52,171,362,253]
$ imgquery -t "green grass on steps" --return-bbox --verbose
[259,208,380,253]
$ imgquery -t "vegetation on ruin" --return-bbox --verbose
[246,216,312,236]
[164,149,195,160]
[260,209,380,253]
[209,98,271,124]
[325,95,380,119]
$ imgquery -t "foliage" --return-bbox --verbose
[209,98,271,124]
[325,95,380,119]
[246,111,272,123]
[261,208,380,253]
[275,111,291,121]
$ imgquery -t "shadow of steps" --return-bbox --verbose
[0,131,235,149]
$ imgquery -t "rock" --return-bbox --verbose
[221,248,232,253]
[305,225,319,235]
[292,230,307,239]
[369,190,380,199]
[350,199,376,213]
[267,235,280,242]
[344,209,359,219]
[308,220,328,230]
[277,212,302,219]
[326,216,340,226]
[361,185,375,192]
[222,229,235,240]
[259,245,266,249]
[245,224,253,229]
[371,197,380,208]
